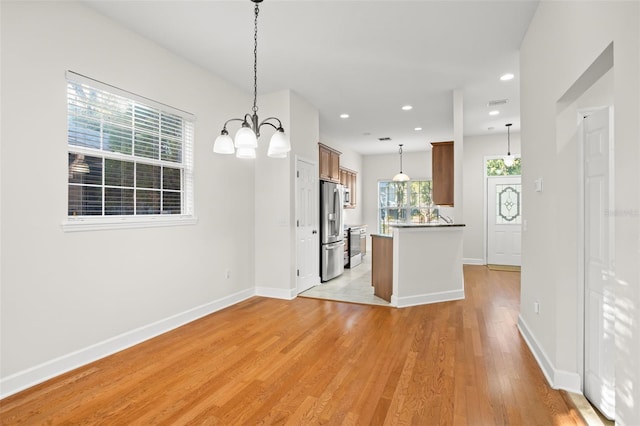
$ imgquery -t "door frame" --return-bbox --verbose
[295,154,320,294]
[576,106,615,396]
[483,155,521,265]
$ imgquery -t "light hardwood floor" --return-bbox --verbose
[0,266,584,425]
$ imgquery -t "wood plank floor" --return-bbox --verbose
[0,266,584,425]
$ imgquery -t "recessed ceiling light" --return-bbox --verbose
[500,73,515,81]
[414,127,422,131]
[489,110,500,116]
[401,105,413,111]
[339,113,349,119]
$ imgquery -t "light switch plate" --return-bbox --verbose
[534,178,543,192]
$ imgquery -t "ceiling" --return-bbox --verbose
[85,0,538,155]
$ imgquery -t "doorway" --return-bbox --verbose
[295,156,319,294]
[485,158,522,267]
[581,107,615,420]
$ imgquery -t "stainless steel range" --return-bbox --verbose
[345,225,366,268]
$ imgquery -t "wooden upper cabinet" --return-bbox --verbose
[431,141,454,206]
[319,143,341,183]
[339,166,357,209]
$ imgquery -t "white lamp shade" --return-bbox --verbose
[392,172,410,182]
[503,154,515,167]
[236,147,256,159]
[235,126,258,149]
[267,130,290,158]
[213,133,235,154]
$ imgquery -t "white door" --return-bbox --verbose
[296,158,319,293]
[583,108,615,420]
[487,176,522,266]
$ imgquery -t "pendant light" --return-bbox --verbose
[213,0,290,159]
[392,144,410,182]
[503,123,515,167]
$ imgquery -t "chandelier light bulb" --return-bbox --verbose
[213,131,235,154]
[235,125,258,149]
[503,154,515,167]
[267,128,290,158]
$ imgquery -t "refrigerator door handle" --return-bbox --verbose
[324,241,345,250]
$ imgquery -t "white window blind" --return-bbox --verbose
[64,71,195,231]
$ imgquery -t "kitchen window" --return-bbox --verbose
[378,180,436,234]
[64,72,195,231]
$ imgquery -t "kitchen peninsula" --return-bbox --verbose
[371,223,465,307]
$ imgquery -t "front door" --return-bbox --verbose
[487,176,522,266]
[296,157,319,293]
[583,107,615,420]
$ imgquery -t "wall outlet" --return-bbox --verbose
[534,301,540,314]
[225,269,231,279]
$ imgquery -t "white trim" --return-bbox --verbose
[463,257,485,265]
[62,215,198,232]
[517,315,582,393]
[255,286,297,300]
[392,289,464,308]
[0,288,253,399]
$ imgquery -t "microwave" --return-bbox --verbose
[343,187,351,205]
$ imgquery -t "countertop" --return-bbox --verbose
[390,223,465,228]
[344,224,367,229]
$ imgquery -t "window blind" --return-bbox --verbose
[66,71,194,224]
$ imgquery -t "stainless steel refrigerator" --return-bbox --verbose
[320,180,345,282]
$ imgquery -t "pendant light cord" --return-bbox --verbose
[252,2,259,113]
[399,144,404,172]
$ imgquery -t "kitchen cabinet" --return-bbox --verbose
[431,141,454,206]
[339,166,357,208]
[371,234,392,302]
[319,143,341,183]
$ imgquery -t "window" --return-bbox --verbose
[378,180,436,234]
[65,72,195,231]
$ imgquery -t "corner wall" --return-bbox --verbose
[0,1,257,396]
[519,2,639,424]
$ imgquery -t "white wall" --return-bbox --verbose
[519,2,639,424]
[462,133,521,264]
[254,90,319,297]
[0,1,260,395]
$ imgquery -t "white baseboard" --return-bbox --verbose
[392,289,465,308]
[517,315,582,393]
[463,257,485,265]
[255,286,297,300]
[0,288,255,399]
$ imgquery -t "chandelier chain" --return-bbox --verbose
[252,2,259,113]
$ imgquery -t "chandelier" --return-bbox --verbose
[392,144,410,182]
[503,123,514,167]
[213,0,290,159]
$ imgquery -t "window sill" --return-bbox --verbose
[61,215,198,232]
